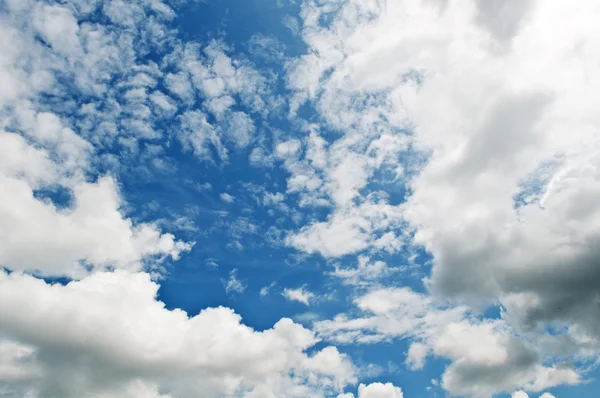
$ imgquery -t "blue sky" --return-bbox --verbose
[1,0,600,397]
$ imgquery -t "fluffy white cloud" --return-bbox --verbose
[276,139,302,159]
[0,114,189,279]
[283,287,316,306]
[0,270,357,398]
[405,342,428,371]
[357,382,403,398]
[512,392,557,398]
[0,172,190,278]
[337,382,404,398]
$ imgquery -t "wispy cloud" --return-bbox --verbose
[225,269,246,295]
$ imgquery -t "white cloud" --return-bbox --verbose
[283,287,316,306]
[260,281,277,297]
[204,258,219,268]
[0,172,190,278]
[205,95,235,118]
[331,255,397,286]
[179,110,228,162]
[220,192,235,203]
[32,3,82,57]
[201,76,226,97]
[315,287,579,397]
[513,392,558,398]
[156,40,273,161]
[405,342,428,371]
[0,131,58,186]
[306,128,328,169]
[275,139,302,159]
[280,129,409,257]
[358,382,403,398]
[338,382,405,398]
[225,111,255,148]
[263,191,285,206]
[149,90,177,115]
[0,270,356,397]
[225,269,246,295]
[0,108,189,280]
[249,145,274,167]
[287,200,403,257]
[164,71,194,103]
[248,34,285,62]
[171,40,271,119]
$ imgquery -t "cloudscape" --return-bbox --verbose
[1,1,599,397]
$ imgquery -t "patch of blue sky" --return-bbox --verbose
[513,156,565,210]
[32,185,74,209]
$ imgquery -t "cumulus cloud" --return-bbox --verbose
[283,286,316,306]
[405,342,428,371]
[512,392,557,398]
[0,270,356,397]
[337,382,404,398]
[0,172,190,278]
[357,382,404,398]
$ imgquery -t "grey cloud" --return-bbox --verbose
[474,0,534,43]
